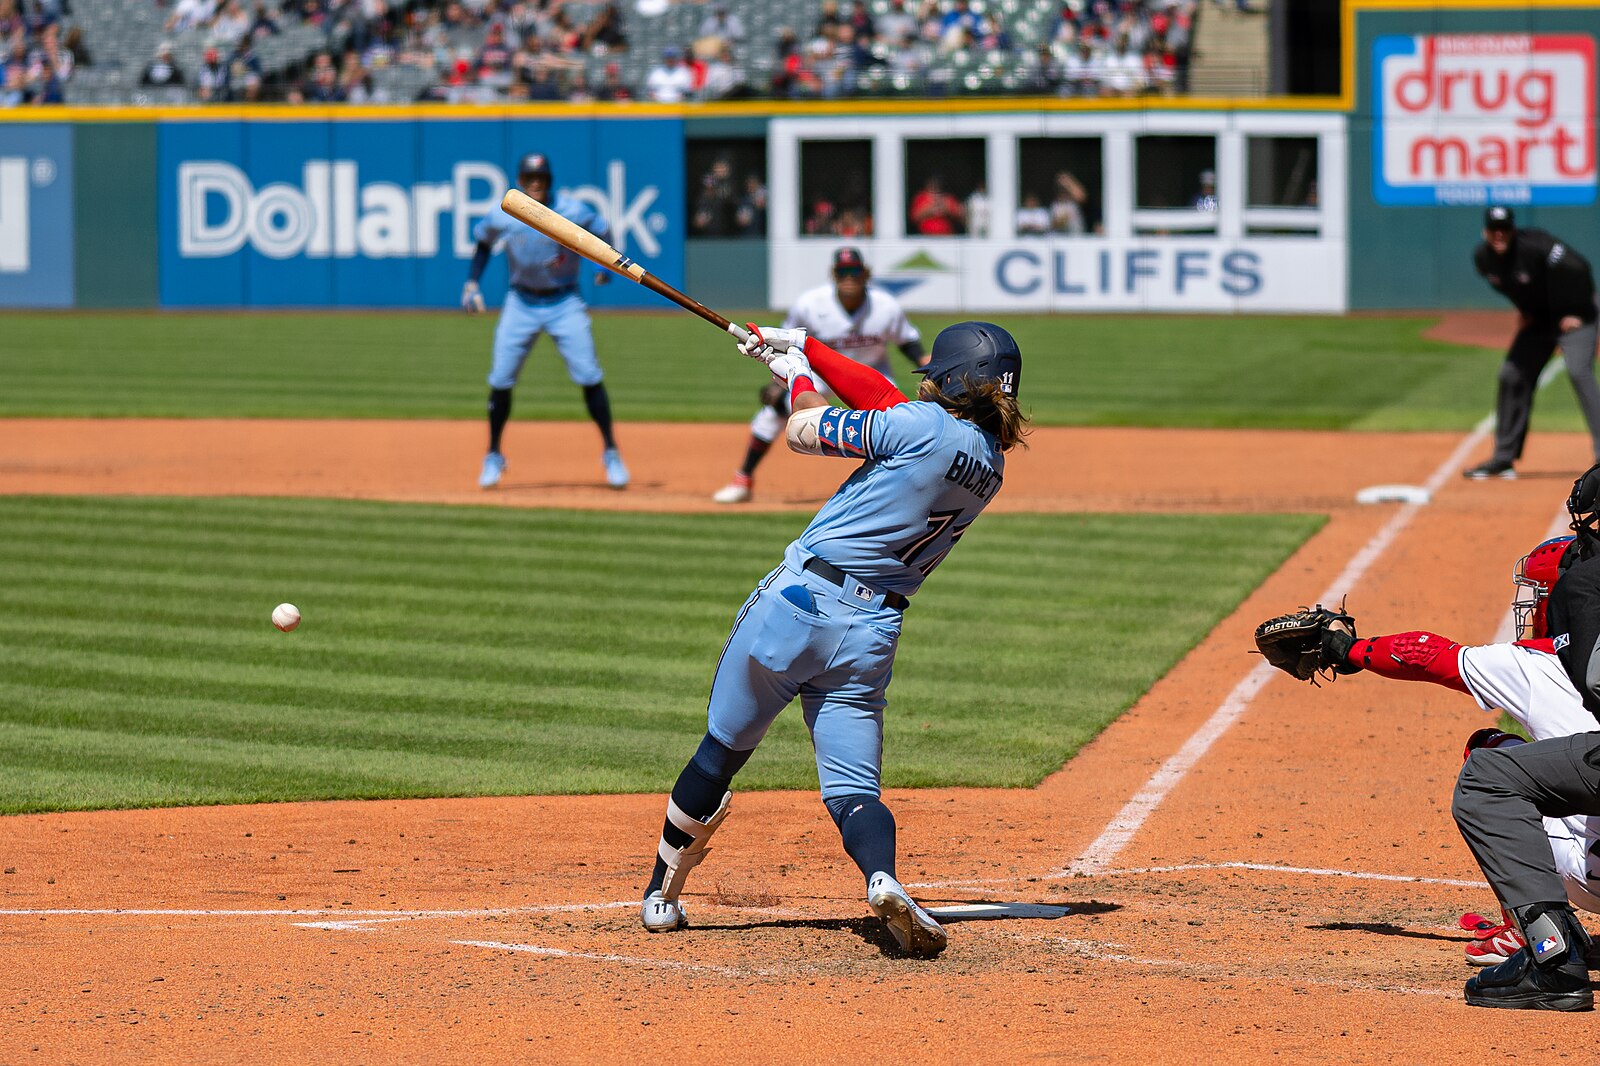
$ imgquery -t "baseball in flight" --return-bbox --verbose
[271,603,301,632]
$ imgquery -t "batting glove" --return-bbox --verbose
[738,323,807,364]
[768,350,815,391]
[461,280,486,313]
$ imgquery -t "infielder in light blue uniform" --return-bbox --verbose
[463,153,629,490]
[639,320,1028,958]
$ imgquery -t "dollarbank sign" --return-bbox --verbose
[1373,33,1597,206]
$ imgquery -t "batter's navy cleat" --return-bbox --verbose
[712,474,752,504]
[479,451,506,489]
[641,890,686,933]
[1463,459,1516,480]
[603,447,630,489]
[867,872,947,958]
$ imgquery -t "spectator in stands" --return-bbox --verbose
[1060,38,1099,95]
[1100,34,1144,95]
[29,55,62,104]
[141,41,186,87]
[1023,42,1060,94]
[211,1,251,46]
[835,207,869,237]
[61,26,90,68]
[838,23,875,75]
[736,174,767,236]
[303,51,345,101]
[909,174,964,236]
[939,0,981,52]
[770,27,815,99]
[815,0,842,36]
[805,198,837,235]
[476,21,514,84]
[876,0,916,47]
[595,62,631,100]
[846,0,874,42]
[582,2,627,55]
[645,45,693,102]
[32,22,70,85]
[692,158,740,236]
[196,45,231,102]
[166,0,217,34]
[700,43,746,100]
[230,36,264,100]
[248,2,280,38]
[1191,168,1217,212]
[966,181,991,238]
[1,64,24,107]
[1016,192,1051,236]
[1050,170,1088,233]
[522,63,562,99]
[698,4,745,45]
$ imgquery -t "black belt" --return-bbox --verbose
[514,284,576,299]
[803,557,909,611]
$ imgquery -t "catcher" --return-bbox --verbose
[1255,527,1600,1009]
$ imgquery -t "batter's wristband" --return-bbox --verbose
[790,375,817,404]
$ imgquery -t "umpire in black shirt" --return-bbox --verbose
[1464,206,1600,480]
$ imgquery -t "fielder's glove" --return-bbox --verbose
[1253,604,1360,684]
[738,324,808,365]
[768,350,815,391]
[461,280,486,313]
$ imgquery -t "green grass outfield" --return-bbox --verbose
[0,496,1320,813]
[7,309,1586,431]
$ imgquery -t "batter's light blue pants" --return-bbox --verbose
[487,290,603,390]
[705,559,904,800]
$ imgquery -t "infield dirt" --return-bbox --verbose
[3,313,1597,1061]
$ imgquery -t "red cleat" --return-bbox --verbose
[1461,909,1526,966]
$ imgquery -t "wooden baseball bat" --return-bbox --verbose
[500,189,751,344]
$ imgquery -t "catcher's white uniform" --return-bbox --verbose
[1459,641,1600,911]
[747,285,921,442]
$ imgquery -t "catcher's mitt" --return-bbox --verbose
[1253,604,1360,684]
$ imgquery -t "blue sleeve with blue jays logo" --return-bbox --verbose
[792,402,1005,596]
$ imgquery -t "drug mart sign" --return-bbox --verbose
[1373,33,1596,206]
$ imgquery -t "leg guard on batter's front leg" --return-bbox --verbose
[658,790,732,903]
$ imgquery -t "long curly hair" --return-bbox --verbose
[918,377,1031,452]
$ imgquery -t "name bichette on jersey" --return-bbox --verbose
[945,450,1002,501]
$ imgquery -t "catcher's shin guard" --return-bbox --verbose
[658,790,732,903]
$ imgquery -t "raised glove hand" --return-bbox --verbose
[1253,604,1359,684]
[768,350,815,391]
[461,280,486,313]
[738,323,809,365]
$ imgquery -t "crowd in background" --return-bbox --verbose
[1,0,87,106]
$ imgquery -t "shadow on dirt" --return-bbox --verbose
[1309,921,1459,944]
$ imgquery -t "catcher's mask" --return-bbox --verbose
[1567,462,1600,558]
[1512,535,1575,639]
[916,321,1022,400]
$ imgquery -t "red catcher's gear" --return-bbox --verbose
[1344,631,1469,693]
[1512,536,1575,639]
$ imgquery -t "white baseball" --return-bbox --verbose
[272,603,301,632]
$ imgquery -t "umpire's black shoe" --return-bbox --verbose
[1465,947,1593,1012]
[1462,458,1517,480]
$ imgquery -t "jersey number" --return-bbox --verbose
[896,509,972,576]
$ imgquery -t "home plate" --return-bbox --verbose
[1355,484,1432,505]
[925,902,1071,921]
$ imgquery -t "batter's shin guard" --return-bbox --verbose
[1465,904,1594,1011]
[657,791,731,904]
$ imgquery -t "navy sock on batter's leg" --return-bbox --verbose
[487,388,513,453]
[583,383,616,449]
[827,794,896,883]
[645,733,754,897]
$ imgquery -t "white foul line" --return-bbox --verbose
[0,902,635,920]
[1090,862,1490,889]
[1058,422,1492,877]
[451,940,777,977]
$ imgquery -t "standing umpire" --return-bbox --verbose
[1463,206,1600,480]
[1451,464,1600,1011]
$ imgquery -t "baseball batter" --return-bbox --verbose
[464,153,629,491]
[712,247,925,504]
[642,320,1028,957]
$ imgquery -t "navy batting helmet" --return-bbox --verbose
[915,321,1022,399]
[518,153,553,186]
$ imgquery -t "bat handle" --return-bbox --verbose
[727,322,751,344]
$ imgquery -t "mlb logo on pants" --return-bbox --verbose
[851,582,874,602]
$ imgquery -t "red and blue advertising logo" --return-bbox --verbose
[1374,33,1596,206]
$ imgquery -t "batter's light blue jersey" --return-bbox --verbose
[784,401,1005,597]
[472,194,609,291]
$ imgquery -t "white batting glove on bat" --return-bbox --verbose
[768,350,815,391]
[738,323,808,364]
[461,280,486,313]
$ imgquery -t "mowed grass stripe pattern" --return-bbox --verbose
[0,497,1320,813]
[0,310,1531,430]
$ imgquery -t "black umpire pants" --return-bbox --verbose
[1453,732,1600,910]
[1491,320,1600,464]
